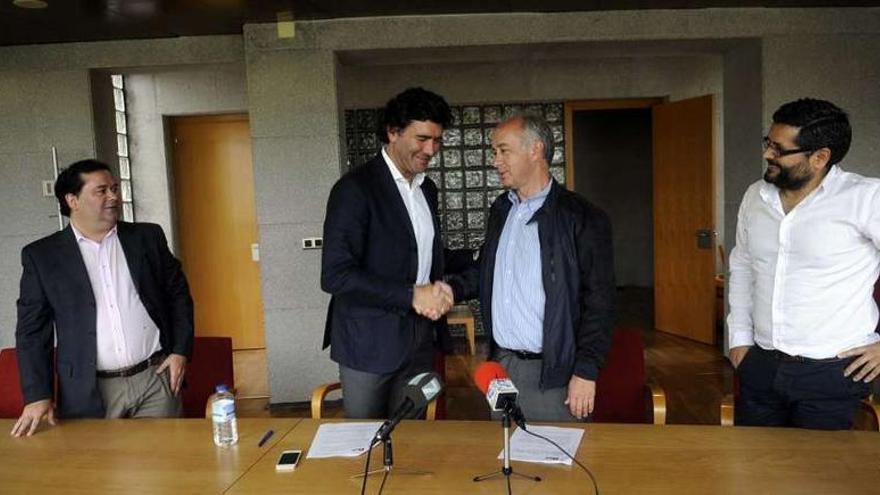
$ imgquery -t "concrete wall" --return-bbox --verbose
[244,46,344,403]
[0,69,94,349]
[719,40,763,354]
[338,54,722,109]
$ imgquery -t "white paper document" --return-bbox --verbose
[498,425,585,466]
[306,422,383,458]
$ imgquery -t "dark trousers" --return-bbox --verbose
[338,319,435,419]
[735,346,872,430]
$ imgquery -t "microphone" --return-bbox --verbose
[374,371,443,442]
[473,361,526,428]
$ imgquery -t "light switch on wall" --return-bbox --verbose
[251,243,260,262]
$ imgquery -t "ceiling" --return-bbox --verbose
[1,0,879,47]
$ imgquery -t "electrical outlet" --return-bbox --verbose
[302,237,323,250]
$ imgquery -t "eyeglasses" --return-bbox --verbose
[762,136,814,157]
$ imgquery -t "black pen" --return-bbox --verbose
[257,429,274,447]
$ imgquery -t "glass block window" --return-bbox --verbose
[111,74,135,222]
[343,101,566,250]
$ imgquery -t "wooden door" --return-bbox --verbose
[653,95,716,344]
[170,114,265,350]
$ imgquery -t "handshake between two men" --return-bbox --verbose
[412,281,455,321]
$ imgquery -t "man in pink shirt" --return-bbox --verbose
[11,159,194,437]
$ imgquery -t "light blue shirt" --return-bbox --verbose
[492,181,552,353]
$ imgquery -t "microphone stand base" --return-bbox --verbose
[472,410,541,492]
[351,466,433,479]
[473,469,542,483]
[352,435,432,483]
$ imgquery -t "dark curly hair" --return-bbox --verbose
[377,87,452,144]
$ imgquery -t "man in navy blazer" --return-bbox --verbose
[11,160,194,437]
[321,88,454,418]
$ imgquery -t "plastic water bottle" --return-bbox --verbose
[211,384,238,447]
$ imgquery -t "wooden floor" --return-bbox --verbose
[261,287,733,425]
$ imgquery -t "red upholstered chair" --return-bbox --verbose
[593,327,667,424]
[0,348,25,418]
[181,337,234,418]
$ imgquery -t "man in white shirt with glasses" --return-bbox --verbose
[728,98,880,429]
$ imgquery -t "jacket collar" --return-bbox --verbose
[526,178,561,224]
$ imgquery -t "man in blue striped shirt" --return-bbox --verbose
[449,114,616,421]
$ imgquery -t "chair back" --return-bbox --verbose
[0,348,25,418]
[593,327,649,423]
[181,337,234,418]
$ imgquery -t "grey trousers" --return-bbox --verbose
[338,320,435,420]
[97,364,182,419]
[495,348,583,423]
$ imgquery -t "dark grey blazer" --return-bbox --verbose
[15,221,194,418]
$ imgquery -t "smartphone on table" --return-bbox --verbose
[275,450,302,472]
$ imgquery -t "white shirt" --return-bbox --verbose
[71,223,162,371]
[382,148,435,284]
[727,166,880,358]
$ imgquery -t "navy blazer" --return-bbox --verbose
[321,155,445,374]
[15,222,194,418]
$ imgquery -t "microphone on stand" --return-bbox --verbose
[472,363,598,493]
[471,361,541,487]
[374,371,443,443]
[473,361,527,428]
[358,372,443,494]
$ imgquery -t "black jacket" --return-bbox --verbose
[321,155,447,374]
[16,222,194,418]
[449,180,615,389]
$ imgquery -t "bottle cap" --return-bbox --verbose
[215,384,229,393]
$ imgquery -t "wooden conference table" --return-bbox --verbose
[0,418,300,494]
[2,418,878,494]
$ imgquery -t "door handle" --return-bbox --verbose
[695,229,716,250]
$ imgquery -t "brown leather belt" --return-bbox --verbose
[96,351,165,379]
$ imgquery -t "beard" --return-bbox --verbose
[763,160,814,191]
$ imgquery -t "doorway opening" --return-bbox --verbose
[566,98,662,339]
[571,105,655,332]
[566,96,718,347]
